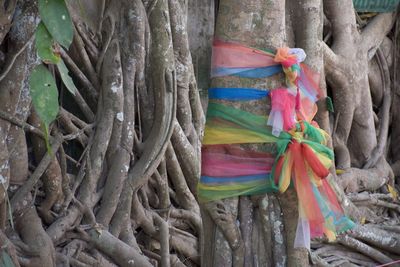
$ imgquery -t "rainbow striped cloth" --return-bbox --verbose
[198,40,354,249]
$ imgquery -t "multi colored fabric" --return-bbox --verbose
[199,39,354,249]
[199,145,275,201]
[203,102,282,145]
[211,39,281,78]
[211,39,321,102]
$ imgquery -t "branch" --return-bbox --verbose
[60,107,90,131]
[0,35,34,82]
[322,41,339,73]
[361,13,396,58]
[127,0,176,190]
[322,41,348,88]
[0,109,44,137]
[338,235,393,264]
[89,228,153,267]
[165,142,199,213]
[153,214,170,267]
[60,49,98,105]
[323,0,357,54]
[348,192,393,202]
[364,48,391,168]
[171,121,199,193]
[10,133,64,209]
[350,225,400,255]
[72,24,101,90]
[0,0,17,43]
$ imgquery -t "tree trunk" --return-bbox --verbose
[0,0,399,266]
[201,1,310,266]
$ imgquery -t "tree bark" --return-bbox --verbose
[201,1,310,266]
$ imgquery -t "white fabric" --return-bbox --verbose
[294,218,311,250]
[267,111,283,137]
[289,48,306,63]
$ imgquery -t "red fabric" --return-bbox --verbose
[301,144,330,178]
[291,141,325,230]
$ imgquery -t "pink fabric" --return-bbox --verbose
[201,145,274,177]
[268,88,296,135]
[212,39,277,68]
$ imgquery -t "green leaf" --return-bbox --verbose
[326,96,334,113]
[38,0,73,49]
[1,251,16,267]
[43,124,53,156]
[29,65,59,126]
[35,21,61,64]
[57,59,76,95]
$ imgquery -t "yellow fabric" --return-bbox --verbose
[203,125,278,145]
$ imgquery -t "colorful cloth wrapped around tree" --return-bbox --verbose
[199,40,355,249]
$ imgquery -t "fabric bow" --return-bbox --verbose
[271,122,341,243]
[274,47,305,88]
[272,121,332,193]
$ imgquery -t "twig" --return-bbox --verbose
[0,35,34,82]
[95,14,115,74]
[376,259,400,267]
[60,108,90,131]
[58,110,87,145]
[63,124,94,141]
[60,49,98,108]
[72,24,100,90]
[356,198,400,213]
[75,23,99,64]
[70,88,95,122]
[65,154,80,166]
[348,193,394,202]
[0,110,44,138]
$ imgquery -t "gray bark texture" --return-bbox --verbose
[0,0,398,266]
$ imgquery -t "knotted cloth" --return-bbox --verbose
[199,40,354,249]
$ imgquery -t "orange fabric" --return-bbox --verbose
[274,47,297,67]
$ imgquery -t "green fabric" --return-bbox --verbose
[207,102,291,140]
[353,0,400,12]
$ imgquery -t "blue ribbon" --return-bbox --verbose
[209,87,269,101]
